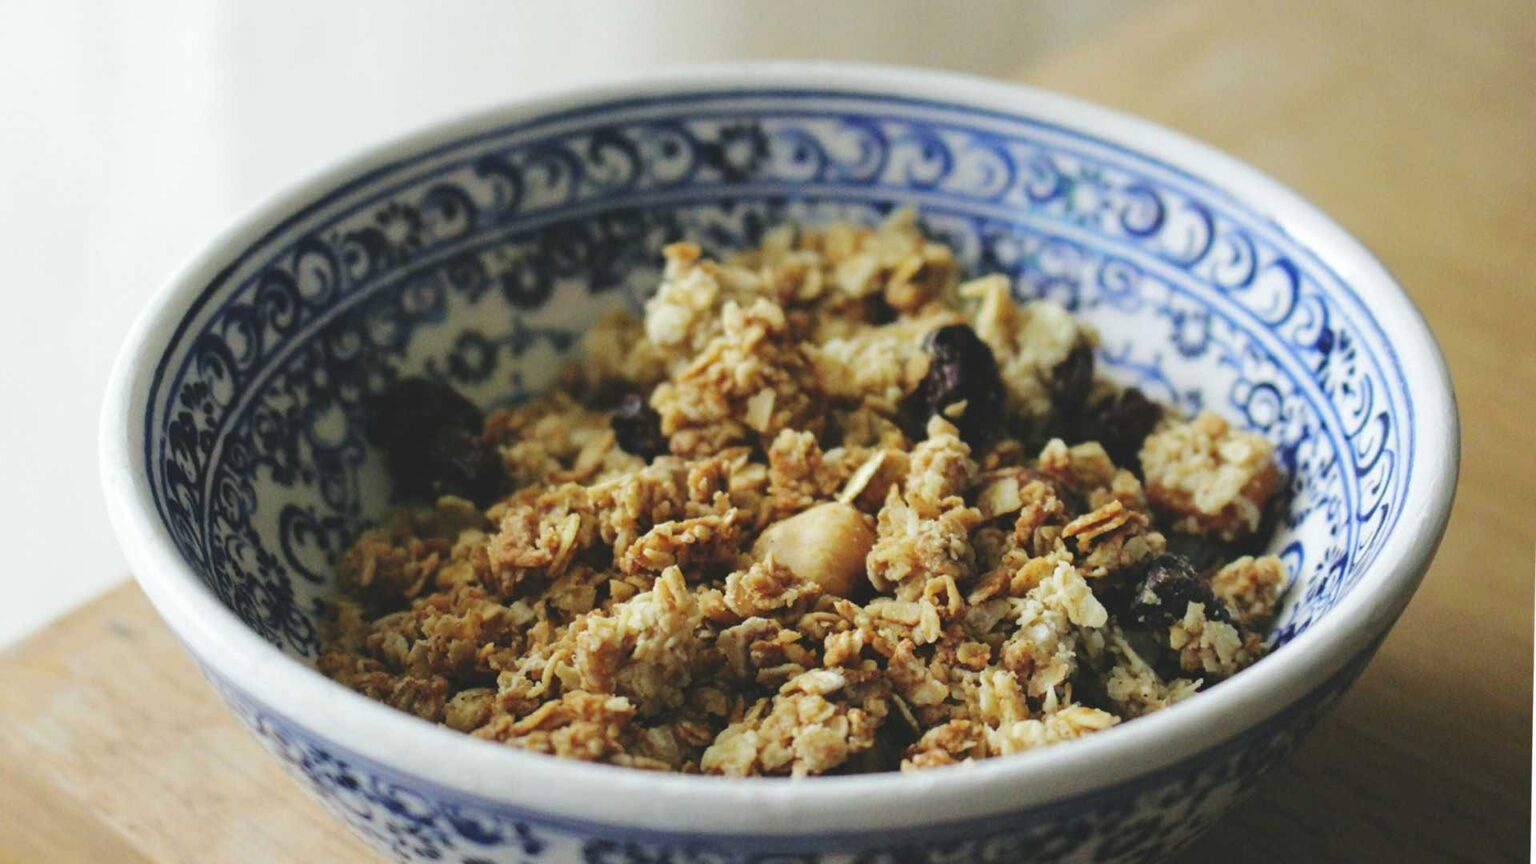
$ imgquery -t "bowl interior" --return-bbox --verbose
[140,87,1413,663]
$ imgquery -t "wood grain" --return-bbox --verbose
[4,0,1531,860]
[0,587,375,864]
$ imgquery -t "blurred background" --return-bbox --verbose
[0,0,1127,646]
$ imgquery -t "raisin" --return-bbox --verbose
[365,377,506,506]
[1163,532,1233,578]
[366,377,483,453]
[1101,388,1163,469]
[1054,386,1163,472]
[1049,344,1095,414]
[611,393,668,460]
[1127,553,1234,628]
[1090,569,1141,621]
[393,426,507,506]
[900,324,1006,446]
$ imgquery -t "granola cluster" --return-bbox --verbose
[319,212,1290,776]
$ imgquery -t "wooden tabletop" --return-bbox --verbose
[4,0,1531,861]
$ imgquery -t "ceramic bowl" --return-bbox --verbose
[101,63,1457,863]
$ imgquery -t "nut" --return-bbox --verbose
[976,472,1023,520]
[752,502,876,597]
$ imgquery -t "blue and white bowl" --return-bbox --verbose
[101,64,1458,863]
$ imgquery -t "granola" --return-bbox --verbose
[320,212,1291,776]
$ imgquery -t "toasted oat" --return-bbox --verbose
[722,555,823,619]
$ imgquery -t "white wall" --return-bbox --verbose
[0,0,1125,645]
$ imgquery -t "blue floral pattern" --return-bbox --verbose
[138,90,1413,861]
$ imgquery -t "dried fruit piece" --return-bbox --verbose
[406,427,507,506]
[901,324,1006,446]
[367,377,506,506]
[367,376,483,453]
[610,392,668,460]
[1057,387,1162,471]
[1049,344,1095,414]
[1163,531,1233,578]
[1127,553,1233,628]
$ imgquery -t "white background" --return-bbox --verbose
[0,0,1123,645]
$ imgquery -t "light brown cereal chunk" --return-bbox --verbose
[1038,438,1119,494]
[444,688,496,732]
[722,555,824,618]
[572,567,704,714]
[618,510,743,577]
[1001,557,1107,698]
[1168,601,1253,678]
[487,487,597,596]
[902,719,986,769]
[904,417,978,516]
[1140,411,1280,541]
[700,673,883,777]
[1062,499,1167,579]
[765,428,826,515]
[986,705,1119,756]
[643,241,772,366]
[474,691,649,767]
[1211,554,1289,627]
[585,457,696,557]
[651,299,825,455]
[866,488,982,599]
[335,529,443,607]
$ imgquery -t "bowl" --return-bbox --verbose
[101,63,1457,863]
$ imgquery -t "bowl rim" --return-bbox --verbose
[100,60,1459,836]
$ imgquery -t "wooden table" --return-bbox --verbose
[3,0,1530,860]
